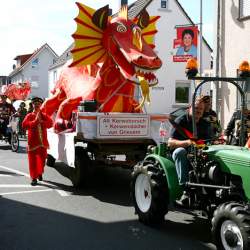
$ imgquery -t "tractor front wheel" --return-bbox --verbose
[131,160,169,225]
[212,202,250,250]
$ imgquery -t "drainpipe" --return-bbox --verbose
[215,0,221,114]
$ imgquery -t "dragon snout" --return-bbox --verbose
[154,56,161,64]
[133,55,162,69]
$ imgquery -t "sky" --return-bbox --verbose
[0,0,214,76]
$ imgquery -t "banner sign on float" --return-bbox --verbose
[97,114,150,138]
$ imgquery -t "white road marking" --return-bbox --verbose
[0,165,29,177]
[0,189,53,196]
[56,189,69,197]
[0,165,69,196]
[0,184,47,188]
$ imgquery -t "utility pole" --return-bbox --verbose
[197,0,203,96]
[199,0,203,76]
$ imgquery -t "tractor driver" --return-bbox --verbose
[168,97,212,205]
[0,94,16,141]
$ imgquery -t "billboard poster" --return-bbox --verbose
[173,26,198,62]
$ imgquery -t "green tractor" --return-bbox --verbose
[131,76,250,250]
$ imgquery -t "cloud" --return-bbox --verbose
[0,0,123,75]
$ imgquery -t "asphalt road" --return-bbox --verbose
[0,138,216,250]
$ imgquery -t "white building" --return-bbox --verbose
[48,44,73,96]
[145,0,212,114]
[49,0,212,113]
[215,0,250,128]
[8,43,58,99]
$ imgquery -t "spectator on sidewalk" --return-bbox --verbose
[22,97,53,186]
[27,102,33,113]
[16,102,27,137]
[0,94,16,142]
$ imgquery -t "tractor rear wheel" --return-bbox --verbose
[212,202,250,250]
[131,160,169,225]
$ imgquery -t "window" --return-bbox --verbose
[31,75,39,88]
[31,58,39,68]
[239,0,250,20]
[53,70,57,83]
[175,82,190,104]
[161,0,168,9]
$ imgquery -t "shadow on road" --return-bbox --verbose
[0,197,215,250]
[48,161,133,207]
[17,145,27,154]
[0,170,23,177]
[0,144,11,150]
[162,212,213,244]
[42,162,216,249]
[0,142,26,154]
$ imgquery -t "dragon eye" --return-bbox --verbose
[117,23,127,33]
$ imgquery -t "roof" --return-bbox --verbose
[49,0,153,70]
[14,54,33,65]
[9,43,58,77]
[49,43,74,70]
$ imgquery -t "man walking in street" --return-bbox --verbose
[22,97,53,186]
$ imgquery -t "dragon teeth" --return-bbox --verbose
[134,66,155,74]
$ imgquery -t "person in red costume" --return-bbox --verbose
[22,97,53,186]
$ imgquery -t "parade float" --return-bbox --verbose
[1,81,31,101]
[44,2,168,187]
[0,81,31,152]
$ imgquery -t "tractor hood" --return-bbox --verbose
[204,145,250,201]
[204,145,250,169]
[204,145,250,178]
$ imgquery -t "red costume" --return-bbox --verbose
[22,111,53,180]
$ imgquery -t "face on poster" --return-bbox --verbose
[173,26,198,62]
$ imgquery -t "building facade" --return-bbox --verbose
[215,0,250,128]
[8,43,58,99]
[143,0,212,114]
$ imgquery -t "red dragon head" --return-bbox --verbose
[70,3,162,108]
